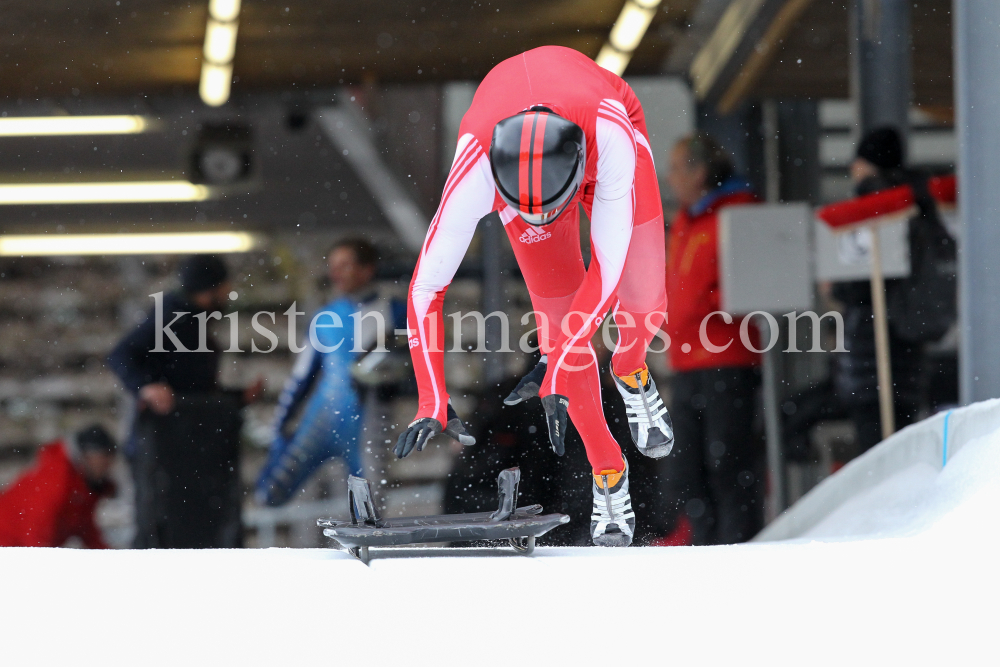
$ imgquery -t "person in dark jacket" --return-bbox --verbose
[107,255,261,548]
[659,133,764,546]
[0,425,117,548]
[832,128,932,452]
[832,127,957,452]
[108,255,240,413]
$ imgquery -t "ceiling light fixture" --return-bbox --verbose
[0,115,152,137]
[596,0,662,76]
[208,0,241,22]
[0,181,211,205]
[199,0,242,107]
[204,20,239,64]
[200,63,235,108]
[0,231,261,257]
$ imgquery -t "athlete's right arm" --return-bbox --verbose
[406,134,497,427]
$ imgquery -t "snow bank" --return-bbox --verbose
[805,423,1000,540]
[2,403,1000,666]
[758,397,1000,540]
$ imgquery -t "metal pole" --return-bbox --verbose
[760,315,785,519]
[868,225,896,438]
[852,0,911,136]
[482,213,506,387]
[955,1,1000,404]
[760,100,786,518]
[762,99,781,204]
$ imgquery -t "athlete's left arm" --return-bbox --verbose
[542,105,636,397]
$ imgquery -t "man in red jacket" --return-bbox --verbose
[0,425,117,548]
[662,133,762,546]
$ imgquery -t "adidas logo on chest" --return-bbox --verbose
[518,226,552,244]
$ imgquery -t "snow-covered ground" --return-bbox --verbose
[3,422,999,666]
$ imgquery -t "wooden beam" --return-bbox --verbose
[690,0,768,100]
[717,0,814,114]
[689,0,815,112]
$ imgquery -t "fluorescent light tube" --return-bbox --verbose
[596,45,631,76]
[209,0,241,22]
[0,115,150,137]
[0,232,261,256]
[204,19,238,64]
[609,3,657,53]
[0,181,210,205]
[199,62,233,107]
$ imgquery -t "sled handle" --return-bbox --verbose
[490,467,521,521]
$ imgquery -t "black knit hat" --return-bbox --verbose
[857,127,904,170]
[76,424,117,454]
[178,254,228,294]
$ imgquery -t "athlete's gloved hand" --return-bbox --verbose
[444,400,476,446]
[541,394,569,456]
[504,355,547,406]
[394,417,441,459]
[394,401,476,458]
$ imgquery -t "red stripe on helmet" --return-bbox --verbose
[531,112,548,212]
[518,114,533,211]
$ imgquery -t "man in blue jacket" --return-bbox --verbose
[255,239,412,506]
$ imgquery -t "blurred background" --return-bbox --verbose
[0,0,965,548]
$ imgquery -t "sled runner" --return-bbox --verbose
[318,467,569,564]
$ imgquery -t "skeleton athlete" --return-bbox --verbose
[395,46,674,546]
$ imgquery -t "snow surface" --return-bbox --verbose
[3,429,1000,665]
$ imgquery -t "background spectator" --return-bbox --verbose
[107,255,262,548]
[660,132,764,546]
[0,424,117,548]
[256,238,406,508]
[832,127,957,451]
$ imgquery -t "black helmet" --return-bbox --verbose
[490,108,585,226]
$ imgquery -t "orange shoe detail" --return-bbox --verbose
[616,365,649,389]
[593,468,624,489]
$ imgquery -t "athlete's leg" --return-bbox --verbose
[327,402,364,479]
[255,392,362,506]
[611,140,666,376]
[603,138,672,458]
[504,209,625,472]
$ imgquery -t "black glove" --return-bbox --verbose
[394,401,475,459]
[504,355,547,406]
[444,401,476,446]
[540,394,569,456]
[394,418,441,459]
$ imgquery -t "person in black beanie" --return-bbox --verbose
[855,126,904,173]
[107,254,262,548]
[831,127,954,453]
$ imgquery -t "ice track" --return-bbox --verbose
[3,401,1000,666]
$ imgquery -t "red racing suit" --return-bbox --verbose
[406,46,666,472]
